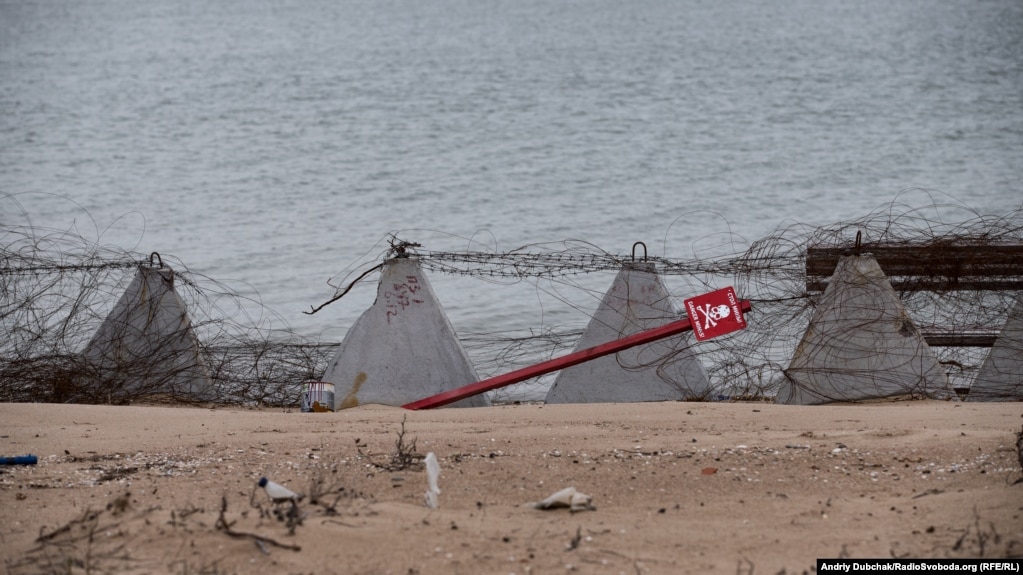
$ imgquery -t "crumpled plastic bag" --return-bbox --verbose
[424,452,441,509]
[527,487,596,512]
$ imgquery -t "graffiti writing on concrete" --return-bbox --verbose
[385,276,424,323]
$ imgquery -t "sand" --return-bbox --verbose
[1,400,1021,574]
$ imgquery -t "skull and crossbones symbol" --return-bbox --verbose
[695,303,731,330]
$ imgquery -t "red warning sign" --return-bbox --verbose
[683,286,748,341]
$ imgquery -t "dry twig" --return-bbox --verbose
[214,496,301,552]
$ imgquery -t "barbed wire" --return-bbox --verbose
[1,223,324,405]
[3,194,1022,405]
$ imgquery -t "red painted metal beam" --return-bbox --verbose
[403,300,752,410]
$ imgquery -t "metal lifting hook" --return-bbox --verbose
[148,252,164,268]
[631,241,647,262]
[841,231,864,257]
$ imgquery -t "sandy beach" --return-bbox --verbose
[1,400,1021,574]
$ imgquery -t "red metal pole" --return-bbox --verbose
[403,300,752,410]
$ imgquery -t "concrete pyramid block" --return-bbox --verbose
[969,297,1023,401]
[325,257,489,409]
[544,262,711,404]
[777,254,950,405]
[80,266,213,401]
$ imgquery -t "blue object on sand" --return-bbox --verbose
[0,455,38,465]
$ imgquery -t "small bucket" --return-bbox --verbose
[300,381,335,412]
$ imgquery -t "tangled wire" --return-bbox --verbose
[3,195,1022,405]
[1,222,328,405]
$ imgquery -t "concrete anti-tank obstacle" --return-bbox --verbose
[79,264,213,401]
[968,296,1023,401]
[324,256,489,409]
[776,254,951,405]
[544,261,711,404]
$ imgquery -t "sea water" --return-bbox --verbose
[3,0,1022,346]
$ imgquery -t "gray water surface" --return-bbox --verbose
[3,0,1021,337]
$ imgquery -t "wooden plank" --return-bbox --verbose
[920,332,998,348]
[805,244,1023,291]
[807,278,1023,292]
